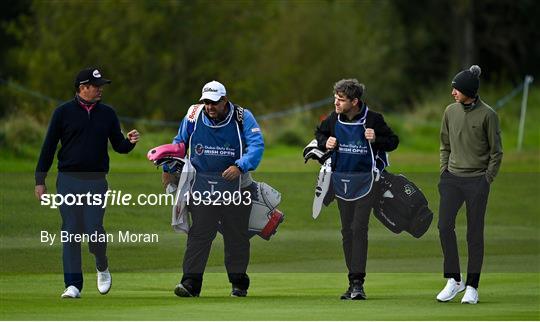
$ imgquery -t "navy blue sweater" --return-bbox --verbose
[35,98,135,185]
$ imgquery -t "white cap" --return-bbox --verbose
[199,80,226,102]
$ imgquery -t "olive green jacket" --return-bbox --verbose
[440,97,503,183]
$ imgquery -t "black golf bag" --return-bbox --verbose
[372,171,433,238]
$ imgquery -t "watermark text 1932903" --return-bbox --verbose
[39,189,252,209]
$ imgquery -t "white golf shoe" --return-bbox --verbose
[436,277,465,302]
[461,286,479,304]
[97,268,112,294]
[61,285,81,298]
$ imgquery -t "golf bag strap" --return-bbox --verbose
[187,103,244,138]
[233,104,244,132]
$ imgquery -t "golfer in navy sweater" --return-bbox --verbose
[34,68,140,298]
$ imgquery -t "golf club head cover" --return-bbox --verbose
[303,139,332,164]
[147,143,186,172]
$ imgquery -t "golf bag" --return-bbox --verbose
[372,171,433,238]
[246,181,285,240]
[147,143,284,240]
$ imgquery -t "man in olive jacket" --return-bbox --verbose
[436,65,503,304]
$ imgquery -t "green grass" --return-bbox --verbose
[1,273,538,320]
[1,98,539,321]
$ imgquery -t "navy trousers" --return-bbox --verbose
[56,172,108,291]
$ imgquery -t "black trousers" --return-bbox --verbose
[181,201,251,293]
[336,193,374,285]
[438,171,490,289]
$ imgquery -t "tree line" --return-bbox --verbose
[1,0,537,122]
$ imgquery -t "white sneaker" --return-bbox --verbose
[61,285,81,298]
[436,277,465,302]
[461,286,479,304]
[97,268,112,294]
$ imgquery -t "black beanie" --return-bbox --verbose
[452,65,482,98]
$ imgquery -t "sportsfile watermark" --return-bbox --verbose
[39,189,253,209]
[2,172,538,273]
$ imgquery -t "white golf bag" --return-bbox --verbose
[247,181,285,240]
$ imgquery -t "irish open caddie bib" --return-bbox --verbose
[331,109,375,201]
[189,110,242,200]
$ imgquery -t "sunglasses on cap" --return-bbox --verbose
[202,98,223,105]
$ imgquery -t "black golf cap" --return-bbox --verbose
[74,68,111,88]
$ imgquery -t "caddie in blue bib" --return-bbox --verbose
[331,108,376,201]
[189,108,242,200]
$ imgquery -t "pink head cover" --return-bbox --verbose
[147,143,186,162]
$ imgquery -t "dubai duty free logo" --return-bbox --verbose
[195,143,204,155]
